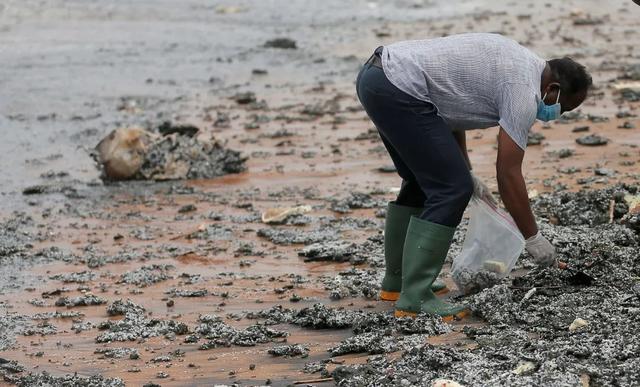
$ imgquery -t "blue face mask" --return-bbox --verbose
[536,87,561,122]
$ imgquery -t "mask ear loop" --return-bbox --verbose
[555,88,561,104]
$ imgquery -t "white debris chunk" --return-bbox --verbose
[569,318,589,332]
[432,379,465,387]
[522,287,537,302]
[261,205,312,224]
[513,361,537,375]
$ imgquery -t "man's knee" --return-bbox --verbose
[452,173,474,206]
[437,175,473,226]
[396,180,426,207]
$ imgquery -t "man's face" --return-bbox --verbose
[560,88,588,113]
[542,82,588,113]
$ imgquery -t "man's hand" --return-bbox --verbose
[525,231,556,267]
[471,172,497,205]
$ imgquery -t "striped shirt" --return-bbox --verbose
[381,33,546,150]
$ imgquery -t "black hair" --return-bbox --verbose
[548,57,593,95]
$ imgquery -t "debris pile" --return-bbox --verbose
[49,271,96,283]
[194,314,288,349]
[165,288,208,298]
[329,332,396,356]
[292,303,362,329]
[330,192,386,213]
[117,264,174,287]
[322,268,382,300]
[298,234,384,265]
[55,294,107,307]
[245,303,362,329]
[94,347,140,359]
[96,300,188,343]
[268,344,309,357]
[257,227,339,245]
[0,315,28,350]
[299,240,358,262]
[140,130,246,180]
[94,125,246,181]
[532,184,633,226]
[0,371,124,387]
[0,213,32,259]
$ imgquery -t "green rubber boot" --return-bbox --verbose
[394,216,467,319]
[380,202,447,301]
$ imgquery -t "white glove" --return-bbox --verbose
[471,172,497,205]
[525,231,557,267]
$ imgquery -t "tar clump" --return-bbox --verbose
[452,268,502,295]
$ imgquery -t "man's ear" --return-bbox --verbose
[543,82,561,102]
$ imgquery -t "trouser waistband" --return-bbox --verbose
[364,46,383,68]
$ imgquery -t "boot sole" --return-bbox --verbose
[394,309,469,321]
[380,287,449,301]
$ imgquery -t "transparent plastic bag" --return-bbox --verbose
[451,198,525,295]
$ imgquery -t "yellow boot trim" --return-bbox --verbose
[442,309,469,322]
[381,287,448,301]
[379,290,400,301]
[394,309,469,320]
[394,309,417,318]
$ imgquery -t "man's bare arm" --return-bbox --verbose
[496,128,537,238]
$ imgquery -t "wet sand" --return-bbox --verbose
[1,0,640,386]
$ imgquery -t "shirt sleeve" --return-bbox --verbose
[497,83,538,150]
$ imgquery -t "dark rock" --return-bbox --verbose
[233,92,257,105]
[178,204,197,213]
[621,63,640,81]
[158,121,199,137]
[618,121,636,129]
[573,16,605,25]
[527,131,545,146]
[377,165,397,173]
[264,38,297,49]
[576,134,608,146]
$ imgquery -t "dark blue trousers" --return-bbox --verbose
[356,56,473,228]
